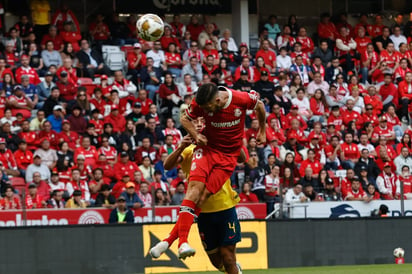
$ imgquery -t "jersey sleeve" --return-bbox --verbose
[236,89,259,110]
[184,98,203,121]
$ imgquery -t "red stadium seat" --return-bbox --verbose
[10,177,27,195]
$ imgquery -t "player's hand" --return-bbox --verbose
[256,130,266,145]
[195,133,208,146]
[180,135,193,148]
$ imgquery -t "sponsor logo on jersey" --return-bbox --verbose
[211,119,240,128]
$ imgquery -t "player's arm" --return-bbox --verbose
[164,135,192,170]
[181,113,207,145]
[255,100,267,144]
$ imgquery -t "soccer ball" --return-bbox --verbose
[136,14,164,42]
[393,247,405,258]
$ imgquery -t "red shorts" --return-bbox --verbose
[189,146,239,194]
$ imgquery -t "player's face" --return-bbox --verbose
[199,96,220,113]
[192,117,205,132]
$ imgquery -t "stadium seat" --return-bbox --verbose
[102,45,127,73]
[10,177,27,195]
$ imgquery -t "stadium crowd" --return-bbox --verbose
[1,2,412,218]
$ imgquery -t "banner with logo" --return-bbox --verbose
[115,0,257,14]
[143,221,268,273]
[0,203,266,227]
[289,200,412,219]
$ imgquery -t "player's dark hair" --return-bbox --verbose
[195,83,218,105]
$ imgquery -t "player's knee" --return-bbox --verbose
[186,181,206,203]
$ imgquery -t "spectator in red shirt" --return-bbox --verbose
[41,25,64,51]
[343,178,367,201]
[14,140,33,178]
[340,132,360,169]
[127,42,147,83]
[0,186,21,210]
[398,71,412,123]
[159,72,181,119]
[255,39,277,72]
[379,73,398,109]
[60,21,81,52]
[299,149,322,177]
[186,15,204,42]
[317,13,337,45]
[90,14,110,44]
[371,116,396,145]
[238,181,258,203]
[26,183,47,209]
[104,104,126,133]
[296,27,314,55]
[135,137,158,165]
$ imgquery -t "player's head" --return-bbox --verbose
[195,83,220,112]
[193,117,205,133]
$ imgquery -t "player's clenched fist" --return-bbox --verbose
[195,133,208,146]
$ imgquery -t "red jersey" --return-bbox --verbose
[14,149,33,170]
[114,161,141,181]
[299,159,322,177]
[25,193,45,209]
[56,67,78,87]
[0,197,21,210]
[361,113,379,127]
[394,67,411,82]
[57,81,77,101]
[202,49,219,61]
[185,87,258,154]
[372,125,395,145]
[75,146,98,167]
[317,22,337,39]
[60,31,81,51]
[98,146,118,162]
[401,175,412,194]
[111,182,126,199]
[103,113,126,133]
[239,192,259,203]
[341,109,363,128]
[15,67,41,85]
[0,149,17,169]
[58,131,79,151]
[284,113,308,130]
[38,130,59,150]
[360,50,379,69]
[363,94,383,114]
[398,80,412,100]
[90,98,107,116]
[162,127,182,146]
[379,83,398,108]
[255,49,277,68]
[127,52,146,70]
[41,34,63,50]
[383,113,401,128]
[296,36,314,54]
[165,52,181,68]
[355,37,372,53]
[89,22,110,41]
[341,143,360,160]
[327,114,343,131]
[370,24,386,38]
[160,36,180,51]
[18,131,39,150]
[375,145,396,160]
[5,52,19,67]
[380,50,401,68]
[290,51,310,65]
[9,95,31,118]
[0,95,6,117]
[58,170,71,185]
[344,188,366,200]
[134,98,153,116]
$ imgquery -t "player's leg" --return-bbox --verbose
[219,245,239,274]
[150,180,205,259]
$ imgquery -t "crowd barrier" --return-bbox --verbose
[0,203,266,227]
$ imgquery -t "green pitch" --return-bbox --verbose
[162,264,412,274]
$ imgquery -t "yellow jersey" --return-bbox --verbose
[180,144,239,213]
[30,0,51,25]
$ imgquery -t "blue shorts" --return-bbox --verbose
[197,207,241,254]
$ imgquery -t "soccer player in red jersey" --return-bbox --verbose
[152,84,266,260]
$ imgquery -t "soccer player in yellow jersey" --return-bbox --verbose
[150,117,243,274]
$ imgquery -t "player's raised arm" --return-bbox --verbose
[255,100,267,144]
[164,135,192,170]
